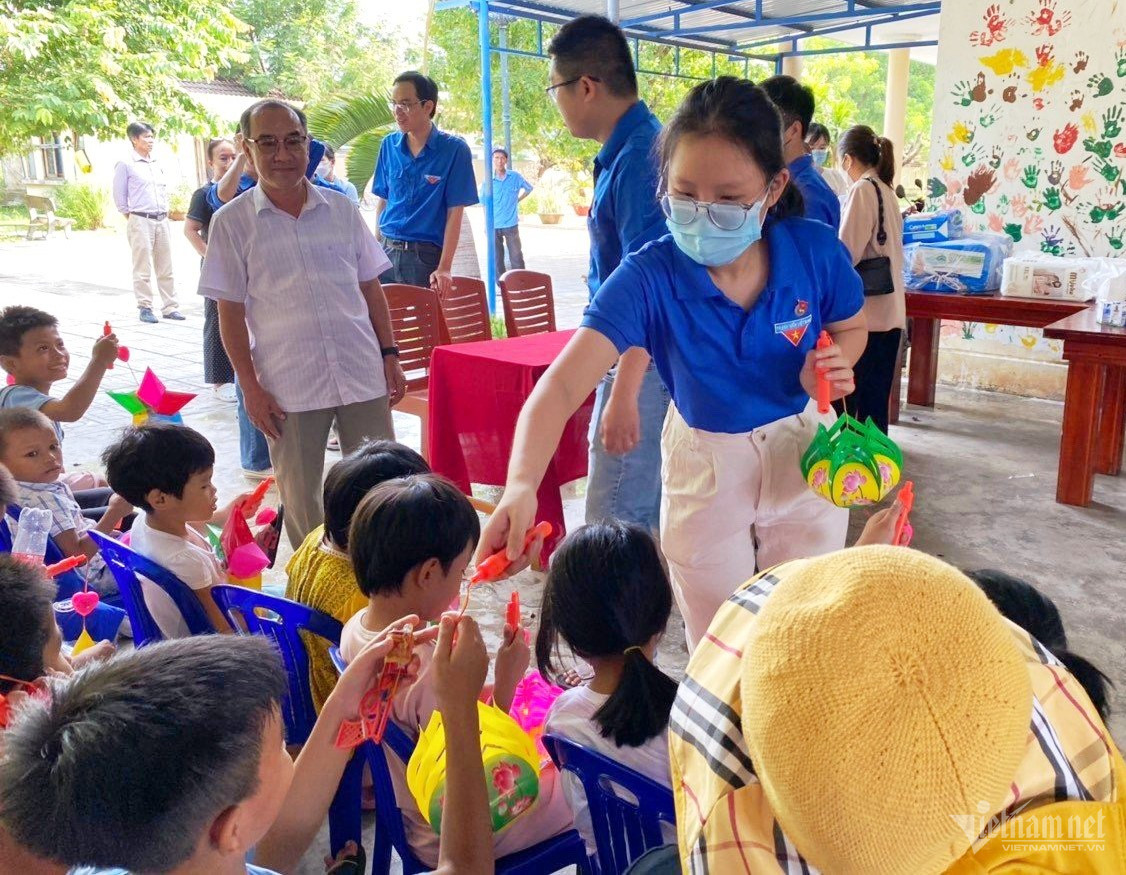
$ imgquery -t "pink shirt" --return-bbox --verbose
[839,172,907,333]
[198,181,392,412]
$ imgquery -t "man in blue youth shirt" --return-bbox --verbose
[373,71,478,298]
[761,75,841,231]
[481,148,533,275]
[547,15,669,532]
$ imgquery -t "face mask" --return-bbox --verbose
[666,194,768,267]
[317,160,331,178]
[811,149,829,167]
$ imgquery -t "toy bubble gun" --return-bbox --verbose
[45,555,88,578]
[103,321,130,369]
[472,521,553,583]
[246,475,275,510]
[505,591,521,629]
[335,628,415,748]
[894,481,915,546]
[815,330,832,414]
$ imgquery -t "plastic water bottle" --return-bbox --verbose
[11,507,52,565]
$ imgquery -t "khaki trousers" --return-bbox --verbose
[266,396,394,549]
[126,213,177,312]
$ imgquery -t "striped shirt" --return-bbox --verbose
[16,479,88,537]
[669,567,1126,873]
[198,180,392,413]
[111,150,169,215]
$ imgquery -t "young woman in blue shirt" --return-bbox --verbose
[478,78,869,648]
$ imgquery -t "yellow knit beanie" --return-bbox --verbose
[740,546,1032,875]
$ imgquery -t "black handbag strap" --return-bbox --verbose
[867,177,887,246]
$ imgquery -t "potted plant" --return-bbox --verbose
[168,184,192,221]
[569,171,593,217]
[524,184,566,225]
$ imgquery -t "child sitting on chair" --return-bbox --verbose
[286,439,429,712]
[340,474,575,867]
[537,521,679,853]
[102,423,264,638]
[0,408,132,597]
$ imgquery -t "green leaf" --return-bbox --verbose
[343,129,386,194]
[307,92,393,148]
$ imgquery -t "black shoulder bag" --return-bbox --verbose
[854,178,895,296]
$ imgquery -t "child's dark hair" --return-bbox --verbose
[0,306,58,357]
[536,522,678,748]
[0,636,286,871]
[0,462,17,507]
[967,569,1113,720]
[0,407,54,457]
[659,76,804,221]
[760,74,816,138]
[838,124,896,187]
[323,440,429,550]
[349,473,479,598]
[0,557,56,693]
[806,122,832,145]
[547,14,638,99]
[102,423,215,512]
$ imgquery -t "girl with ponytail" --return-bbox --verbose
[536,521,678,852]
[837,124,907,433]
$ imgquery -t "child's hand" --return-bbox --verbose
[70,639,116,669]
[92,333,120,369]
[854,494,906,547]
[492,622,531,712]
[106,493,133,522]
[253,523,280,556]
[433,614,488,715]
[800,342,855,403]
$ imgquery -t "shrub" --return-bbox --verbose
[54,183,109,230]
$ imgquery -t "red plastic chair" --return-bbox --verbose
[384,284,450,460]
[498,269,557,337]
[441,276,492,344]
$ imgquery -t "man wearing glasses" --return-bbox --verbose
[200,100,407,548]
[545,15,669,534]
[373,71,478,299]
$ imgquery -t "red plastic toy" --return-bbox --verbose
[103,321,130,370]
[894,481,915,546]
[506,591,521,630]
[815,330,832,414]
[471,522,553,583]
[335,629,415,748]
[45,555,87,578]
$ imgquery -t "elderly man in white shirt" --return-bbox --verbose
[112,122,181,324]
[200,100,407,548]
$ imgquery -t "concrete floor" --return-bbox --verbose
[1,212,1123,874]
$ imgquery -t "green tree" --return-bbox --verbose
[0,0,249,155]
[306,93,394,192]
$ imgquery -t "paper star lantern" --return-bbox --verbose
[801,415,903,508]
[106,368,196,425]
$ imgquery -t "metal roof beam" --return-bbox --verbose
[737,5,940,50]
[669,2,939,37]
[778,37,937,57]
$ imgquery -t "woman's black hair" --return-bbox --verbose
[535,522,678,748]
[838,124,896,187]
[967,569,1113,720]
[322,440,429,550]
[806,122,832,146]
[658,76,804,221]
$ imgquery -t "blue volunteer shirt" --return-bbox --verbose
[373,125,479,247]
[587,101,665,298]
[581,218,864,434]
[483,170,533,229]
[789,153,841,230]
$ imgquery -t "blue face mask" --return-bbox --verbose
[666,195,768,267]
[811,149,829,167]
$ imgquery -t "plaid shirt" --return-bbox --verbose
[16,480,88,537]
[669,567,1126,873]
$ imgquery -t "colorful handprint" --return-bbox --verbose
[1073,50,1089,74]
[1102,106,1123,139]
[1003,157,1022,181]
[979,104,1000,127]
[1108,226,1124,251]
[1088,73,1114,97]
[1085,137,1114,160]
[962,144,985,167]
[981,49,1029,76]
[1053,123,1078,154]
[1021,164,1040,189]
[1004,222,1024,242]
[1117,48,1126,78]
[1028,45,1066,92]
[927,177,947,198]
[971,4,1010,46]
[1047,160,1063,186]
[1068,90,1084,112]
[1068,163,1093,190]
[1041,187,1062,210]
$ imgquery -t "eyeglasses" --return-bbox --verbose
[388,99,427,112]
[245,134,309,154]
[660,189,772,231]
[545,75,601,101]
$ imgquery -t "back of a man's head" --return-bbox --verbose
[547,14,638,99]
[0,636,287,871]
[761,75,816,137]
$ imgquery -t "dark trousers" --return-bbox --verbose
[494,226,525,275]
[379,241,442,288]
[836,328,903,434]
[203,296,234,384]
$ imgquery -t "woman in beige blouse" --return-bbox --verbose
[837,125,905,433]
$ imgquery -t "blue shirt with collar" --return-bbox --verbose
[373,125,479,247]
[581,218,864,433]
[789,153,841,230]
[587,100,665,298]
[483,170,533,229]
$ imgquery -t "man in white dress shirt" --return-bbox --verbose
[112,122,181,324]
[200,100,407,548]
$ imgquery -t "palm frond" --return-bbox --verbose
[306,92,394,148]
[344,129,387,195]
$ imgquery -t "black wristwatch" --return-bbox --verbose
[381,345,400,358]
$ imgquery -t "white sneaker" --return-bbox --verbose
[213,384,238,403]
[242,467,274,480]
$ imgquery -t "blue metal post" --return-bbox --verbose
[500,23,512,156]
[478,0,497,312]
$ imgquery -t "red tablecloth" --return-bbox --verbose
[427,330,592,557]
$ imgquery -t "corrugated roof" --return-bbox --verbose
[180,78,292,99]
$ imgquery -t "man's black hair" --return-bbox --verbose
[102,423,215,513]
[0,306,58,357]
[0,556,56,693]
[761,75,816,138]
[547,15,638,99]
[126,122,155,140]
[239,99,308,138]
[394,71,440,119]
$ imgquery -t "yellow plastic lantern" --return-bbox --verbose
[801,414,903,507]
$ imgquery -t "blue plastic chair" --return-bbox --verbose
[88,529,216,646]
[326,646,591,874]
[542,734,677,875]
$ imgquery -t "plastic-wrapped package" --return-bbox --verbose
[902,209,964,243]
[999,252,1102,301]
[1096,300,1126,327]
[903,233,1013,293]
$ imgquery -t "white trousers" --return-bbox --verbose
[659,402,849,650]
[126,214,177,312]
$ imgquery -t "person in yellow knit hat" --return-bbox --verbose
[669,545,1125,873]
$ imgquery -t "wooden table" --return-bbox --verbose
[1042,309,1126,506]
